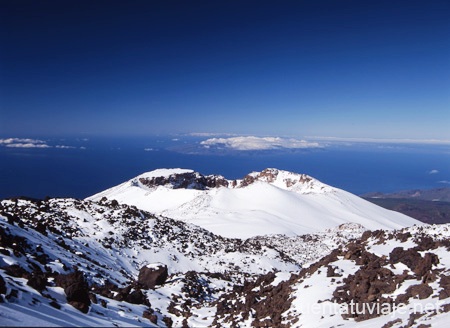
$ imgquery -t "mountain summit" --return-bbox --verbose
[88,168,421,238]
[115,168,329,192]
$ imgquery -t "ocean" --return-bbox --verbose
[1,136,449,199]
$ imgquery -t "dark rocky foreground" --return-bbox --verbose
[1,197,450,327]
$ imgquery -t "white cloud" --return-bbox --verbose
[428,169,439,174]
[0,138,80,149]
[0,138,46,145]
[0,138,50,148]
[200,136,322,151]
[6,143,51,148]
[439,180,450,185]
[55,145,76,149]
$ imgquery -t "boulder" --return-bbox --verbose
[143,309,158,324]
[55,270,91,313]
[126,288,148,305]
[0,275,6,298]
[4,264,30,279]
[138,263,168,289]
[27,271,48,292]
[390,248,439,278]
[439,275,450,299]
[414,253,439,277]
[406,284,433,300]
[389,247,422,272]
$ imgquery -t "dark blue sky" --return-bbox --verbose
[1,0,449,139]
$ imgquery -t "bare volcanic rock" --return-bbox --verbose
[27,271,48,292]
[139,172,229,190]
[440,275,450,299]
[138,263,168,289]
[389,247,439,278]
[55,270,91,313]
[0,275,6,295]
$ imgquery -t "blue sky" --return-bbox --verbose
[1,0,449,139]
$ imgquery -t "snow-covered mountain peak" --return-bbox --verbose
[88,168,422,239]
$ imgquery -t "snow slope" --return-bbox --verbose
[88,168,421,238]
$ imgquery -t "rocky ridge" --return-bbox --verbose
[135,168,325,192]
